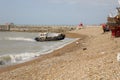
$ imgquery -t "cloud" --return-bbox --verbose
[92,0,117,6]
[49,0,117,6]
[50,0,81,5]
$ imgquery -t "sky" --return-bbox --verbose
[0,0,119,25]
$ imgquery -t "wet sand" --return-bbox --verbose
[0,26,120,80]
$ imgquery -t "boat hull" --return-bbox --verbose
[34,33,65,42]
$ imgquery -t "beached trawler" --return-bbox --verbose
[107,6,120,37]
[34,32,65,42]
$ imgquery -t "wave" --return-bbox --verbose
[0,38,79,67]
[0,53,40,65]
[5,37,35,42]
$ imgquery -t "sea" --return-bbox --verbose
[0,32,77,67]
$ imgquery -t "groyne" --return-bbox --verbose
[0,24,76,32]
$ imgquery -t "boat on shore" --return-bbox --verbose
[107,6,120,37]
[34,32,65,42]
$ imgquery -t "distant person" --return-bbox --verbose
[102,24,106,33]
[102,24,109,33]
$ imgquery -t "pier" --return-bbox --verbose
[0,24,76,32]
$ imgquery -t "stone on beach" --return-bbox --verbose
[0,26,120,80]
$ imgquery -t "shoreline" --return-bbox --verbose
[1,27,119,79]
[0,32,86,73]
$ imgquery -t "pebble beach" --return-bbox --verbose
[0,26,120,80]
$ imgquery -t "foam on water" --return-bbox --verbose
[0,38,79,67]
[5,37,35,42]
[0,52,40,66]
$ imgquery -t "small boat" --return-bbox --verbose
[34,32,65,42]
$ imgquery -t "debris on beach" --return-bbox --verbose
[101,52,105,54]
[76,42,79,44]
[83,48,87,50]
[117,53,120,62]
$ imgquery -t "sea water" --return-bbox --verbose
[0,32,77,67]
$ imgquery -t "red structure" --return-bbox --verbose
[78,23,83,29]
[110,26,120,37]
[107,7,120,37]
[79,23,83,27]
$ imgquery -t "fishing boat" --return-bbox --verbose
[34,32,65,42]
[107,7,120,37]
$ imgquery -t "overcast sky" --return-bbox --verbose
[0,0,119,25]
